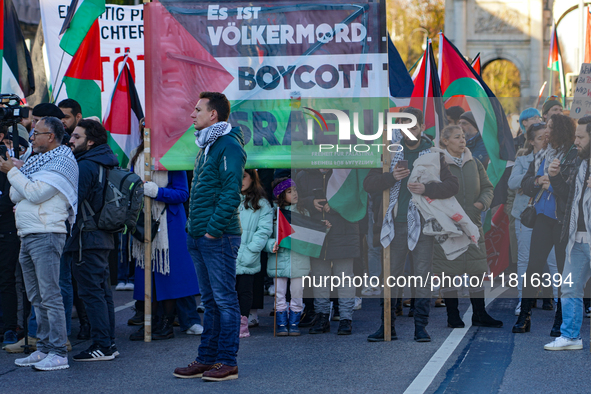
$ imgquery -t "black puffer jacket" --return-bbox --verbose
[64,143,119,252]
[295,169,360,260]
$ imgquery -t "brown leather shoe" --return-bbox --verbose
[173,361,214,378]
[201,363,238,381]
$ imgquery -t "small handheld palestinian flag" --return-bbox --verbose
[277,208,328,258]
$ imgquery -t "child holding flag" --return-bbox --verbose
[266,178,330,336]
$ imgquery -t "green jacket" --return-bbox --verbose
[265,204,311,279]
[187,126,247,238]
[236,196,274,275]
[433,149,493,276]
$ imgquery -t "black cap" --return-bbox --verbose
[32,103,65,119]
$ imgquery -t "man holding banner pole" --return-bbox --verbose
[174,92,246,382]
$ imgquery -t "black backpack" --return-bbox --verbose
[81,166,144,234]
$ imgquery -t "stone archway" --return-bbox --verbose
[481,58,521,114]
[444,0,549,106]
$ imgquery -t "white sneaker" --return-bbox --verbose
[544,336,583,351]
[33,352,69,370]
[353,297,362,311]
[115,282,126,291]
[124,282,135,291]
[361,287,373,296]
[515,301,521,316]
[15,350,47,367]
[268,285,275,296]
[186,323,204,335]
[248,313,259,328]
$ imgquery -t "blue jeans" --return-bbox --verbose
[20,233,68,357]
[561,241,591,339]
[187,234,241,367]
[59,255,73,336]
[28,308,37,337]
[176,295,202,331]
[117,233,134,284]
[515,218,558,299]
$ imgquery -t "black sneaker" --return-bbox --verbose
[73,344,116,362]
[337,319,352,335]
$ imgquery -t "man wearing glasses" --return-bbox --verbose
[0,117,78,371]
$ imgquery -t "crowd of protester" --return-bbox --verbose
[0,91,590,380]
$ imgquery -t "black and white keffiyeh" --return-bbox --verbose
[534,144,564,176]
[19,144,79,217]
[380,129,430,250]
[565,160,591,264]
[194,121,232,159]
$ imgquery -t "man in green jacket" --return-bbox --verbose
[173,92,246,382]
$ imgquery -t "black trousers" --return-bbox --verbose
[68,249,115,348]
[0,231,19,332]
[236,274,255,317]
[524,214,567,299]
[251,252,267,310]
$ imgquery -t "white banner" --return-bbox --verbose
[39,0,145,118]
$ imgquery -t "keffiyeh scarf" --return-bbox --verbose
[380,130,430,250]
[19,144,79,223]
[194,121,232,159]
[565,160,591,265]
[534,144,564,176]
[132,153,171,275]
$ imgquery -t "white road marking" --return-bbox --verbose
[403,285,510,394]
[114,300,136,313]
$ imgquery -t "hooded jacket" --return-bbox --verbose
[187,126,247,238]
[64,143,119,252]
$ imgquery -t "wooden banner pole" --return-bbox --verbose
[383,121,392,341]
[143,125,152,342]
[143,0,153,344]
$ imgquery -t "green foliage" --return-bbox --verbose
[482,60,521,113]
[387,0,445,68]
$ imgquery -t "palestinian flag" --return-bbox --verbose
[438,33,515,188]
[278,209,327,258]
[471,53,481,75]
[63,19,102,119]
[103,60,144,168]
[326,169,370,222]
[409,40,445,143]
[0,0,35,98]
[59,0,105,56]
[547,21,566,103]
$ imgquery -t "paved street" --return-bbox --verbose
[1,287,590,393]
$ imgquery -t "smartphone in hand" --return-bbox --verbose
[396,160,408,170]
